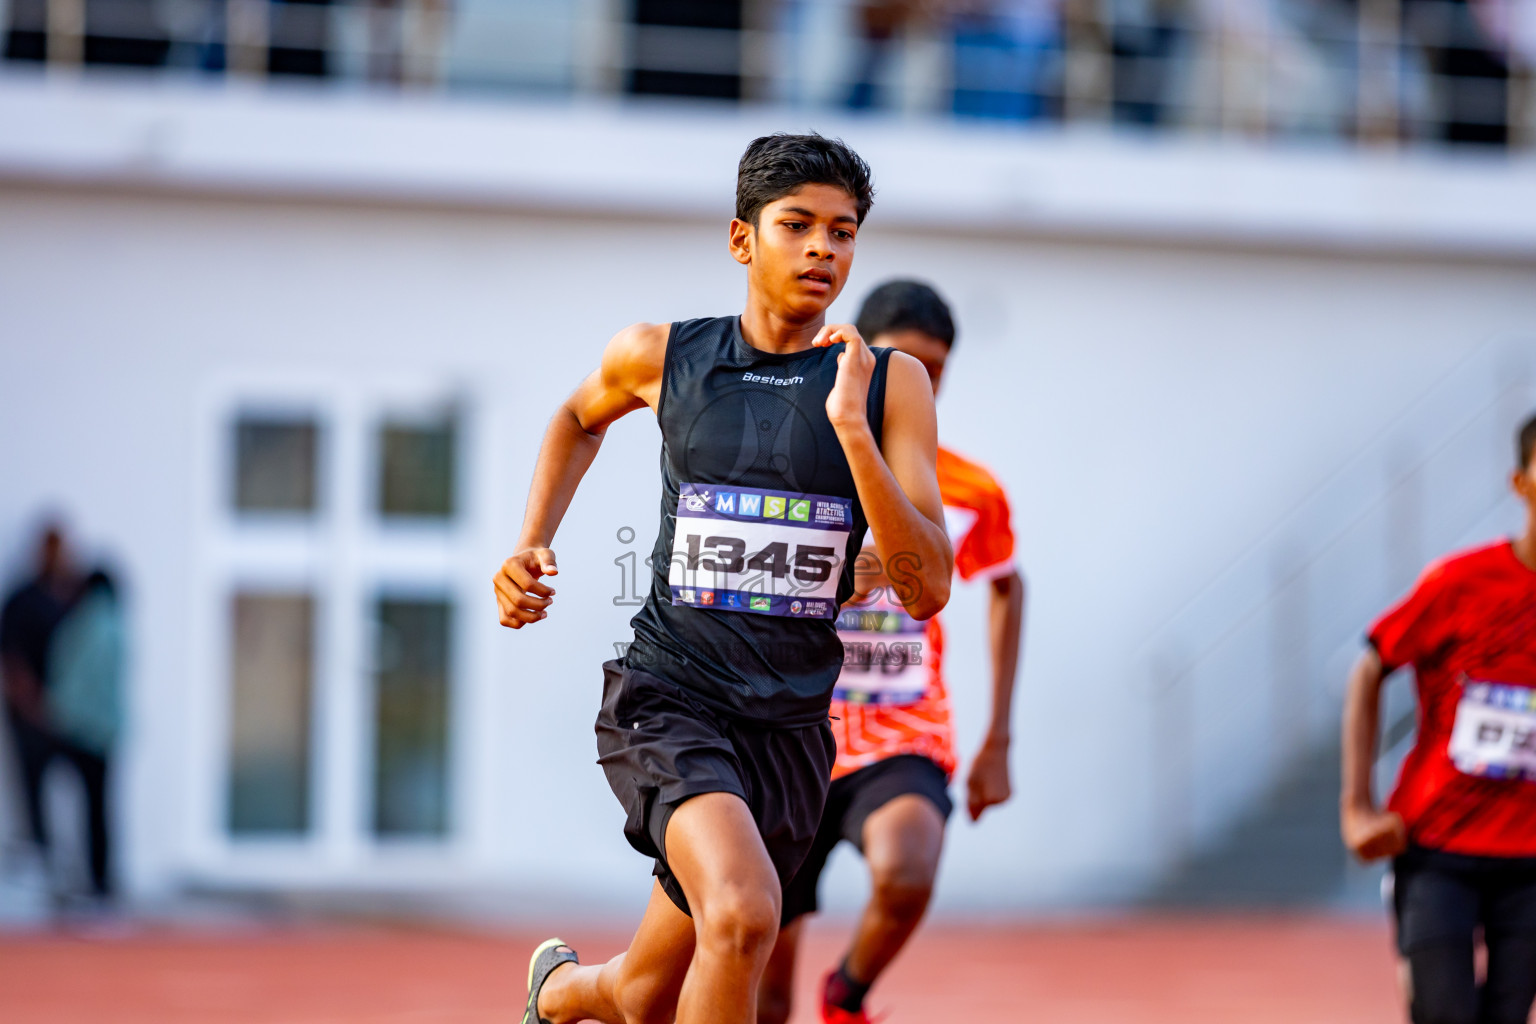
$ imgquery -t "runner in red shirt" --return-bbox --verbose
[758,281,1025,1024]
[1341,411,1536,1024]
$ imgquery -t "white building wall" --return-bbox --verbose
[1,79,1534,915]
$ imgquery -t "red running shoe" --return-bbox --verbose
[821,1004,876,1024]
[819,971,883,1024]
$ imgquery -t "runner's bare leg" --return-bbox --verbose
[537,882,694,1024]
[841,795,945,985]
[756,917,803,1024]
[538,792,780,1024]
[666,792,784,1024]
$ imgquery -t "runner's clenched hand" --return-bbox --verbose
[494,547,558,628]
[966,737,1013,822]
[814,323,875,433]
[1342,804,1408,861]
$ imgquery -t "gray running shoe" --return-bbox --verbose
[522,937,579,1024]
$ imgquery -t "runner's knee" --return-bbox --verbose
[695,883,781,959]
[867,847,936,918]
[861,793,944,920]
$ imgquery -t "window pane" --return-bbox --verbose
[373,598,451,836]
[234,418,319,513]
[377,418,456,518]
[228,592,314,835]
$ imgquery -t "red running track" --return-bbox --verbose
[0,915,1406,1024]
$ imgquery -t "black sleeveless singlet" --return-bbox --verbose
[625,315,895,726]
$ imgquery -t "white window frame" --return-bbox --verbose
[188,372,486,890]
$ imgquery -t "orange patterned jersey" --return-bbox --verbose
[829,446,1017,779]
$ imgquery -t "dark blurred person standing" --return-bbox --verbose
[1,524,123,907]
[1341,412,1536,1024]
[2,525,81,878]
[45,568,125,902]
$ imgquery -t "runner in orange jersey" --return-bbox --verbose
[758,280,1026,1024]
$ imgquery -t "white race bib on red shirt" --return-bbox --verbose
[1448,680,1536,783]
[834,592,927,706]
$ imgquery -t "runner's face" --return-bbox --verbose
[872,328,950,395]
[734,185,859,322]
[1514,454,1536,514]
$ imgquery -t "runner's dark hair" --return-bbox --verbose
[855,279,957,350]
[736,133,875,227]
[1520,411,1536,470]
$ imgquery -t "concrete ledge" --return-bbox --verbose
[2,71,1536,260]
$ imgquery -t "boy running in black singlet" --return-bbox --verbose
[492,135,954,1024]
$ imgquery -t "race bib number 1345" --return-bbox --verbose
[668,483,851,620]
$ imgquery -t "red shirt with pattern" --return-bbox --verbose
[830,446,1017,780]
[1369,541,1536,857]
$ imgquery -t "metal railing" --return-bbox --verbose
[2,0,1532,148]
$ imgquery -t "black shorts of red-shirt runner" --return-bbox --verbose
[1393,844,1536,955]
[781,753,954,923]
[595,659,836,923]
[1391,845,1536,1024]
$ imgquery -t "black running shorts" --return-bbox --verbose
[1391,845,1536,1024]
[594,659,836,922]
[1392,844,1536,955]
[781,753,954,922]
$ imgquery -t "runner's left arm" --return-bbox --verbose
[968,569,1025,821]
[815,325,951,620]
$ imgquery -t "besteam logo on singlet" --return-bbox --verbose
[741,372,804,387]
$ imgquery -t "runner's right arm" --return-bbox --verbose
[494,323,668,629]
[1339,648,1408,860]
